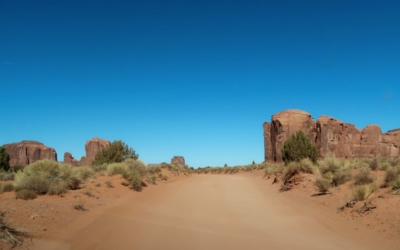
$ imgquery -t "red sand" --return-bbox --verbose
[25,172,398,250]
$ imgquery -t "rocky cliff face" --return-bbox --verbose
[264,110,400,162]
[64,152,80,166]
[64,137,110,166]
[171,156,185,165]
[4,141,57,167]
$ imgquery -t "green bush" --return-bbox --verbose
[318,157,351,187]
[368,158,379,171]
[15,189,37,200]
[281,131,318,164]
[92,140,138,165]
[129,170,143,191]
[0,146,10,172]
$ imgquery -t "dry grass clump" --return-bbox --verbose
[314,177,331,194]
[91,163,108,172]
[1,183,14,192]
[0,211,30,249]
[353,183,378,201]
[383,167,400,187]
[48,181,68,196]
[128,170,143,191]
[368,158,380,171]
[0,172,15,181]
[15,176,50,195]
[15,189,37,200]
[73,200,86,211]
[145,175,157,185]
[158,173,168,181]
[281,159,314,184]
[354,168,374,185]
[318,157,351,186]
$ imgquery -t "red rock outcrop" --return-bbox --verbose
[264,110,400,162]
[64,152,80,166]
[171,156,185,165]
[85,137,110,164]
[4,141,57,167]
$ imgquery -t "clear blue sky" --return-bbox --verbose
[1,0,399,167]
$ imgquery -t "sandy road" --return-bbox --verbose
[34,174,396,250]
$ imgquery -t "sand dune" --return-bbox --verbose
[34,174,397,250]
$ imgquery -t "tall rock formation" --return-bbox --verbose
[84,137,110,164]
[64,152,80,166]
[171,156,185,165]
[4,141,57,167]
[264,110,400,162]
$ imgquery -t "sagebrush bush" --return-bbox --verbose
[91,164,108,172]
[390,177,400,190]
[16,176,50,194]
[0,172,14,181]
[281,162,300,184]
[318,157,351,186]
[129,170,143,191]
[48,181,68,196]
[145,175,157,185]
[384,167,400,187]
[281,131,318,164]
[315,178,331,194]
[15,189,37,200]
[354,168,374,185]
[353,184,377,201]
[368,158,379,171]
[1,183,14,192]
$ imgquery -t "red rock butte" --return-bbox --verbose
[171,156,185,165]
[64,137,111,166]
[4,141,57,167]
[263,110,400,162]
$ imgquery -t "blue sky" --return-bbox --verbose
[1,0,399,167]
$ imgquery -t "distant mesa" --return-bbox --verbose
[263,110,400,162]
[4,141,57,167]
[64,152,80,166]
[171,156,185,165]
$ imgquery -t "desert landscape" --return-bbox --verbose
[0,110,400,249]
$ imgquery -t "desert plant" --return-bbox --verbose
[368,158,379,171]
[0,172,14,181]
[95,183,101,187]
[73,200,86,211]
[73,167,95,182]
[354,168,374,185]
[83,189,95,197]
[0,146,10,172]
[91,164,108,172]
[0,211,30,248]
[353,184,378,201]
[92,140,138,165]
[158,173,168,181]
[15,176,50,194]
[105,181,113,188]
[129,170,143,191]
[383,167,400,187]
[390,177,400,191]
[318,157,351,186]
[281,130,318,164]
[281,162,300,184]
[48,181,68,196]
[315,178,331,194]
[107,162,128,176]
[145,175,157,185]
[15,189,37,200]
[1,183,14,192]
[146,165,161,175]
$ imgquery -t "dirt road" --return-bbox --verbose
[34,174,396,250]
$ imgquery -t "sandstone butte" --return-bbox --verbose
[4,141,57,167]
[171,156,185,165]
[64,137,110,166]
[263,110,400,162]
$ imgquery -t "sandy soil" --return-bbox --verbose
[24,172,398,250]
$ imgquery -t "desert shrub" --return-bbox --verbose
[146,165,161,175]
[1,183,14,192]
[73,200,85,211]
[84,189,94,197]
[158,173,168,181]
[125,159,147,177]
[353,184,378,201]
[129,170,143,191]
[281,162,300,184]
[145,175,157,185]
[380,162,391,171]
[368,158,379,171]
[0,146,10,172]
[354,168,374,185]
[281,131,318,164]
[16,176,50,194]
[389,158,400,167]
[318,157,351,186]
[107,162,127,176]
[383,167,400,187]
[0,172,14,181]
[92,140,138,165]
[95,183,101,187]
[48,181,68,196]
[15,189,37,200]
[91,164,108,172]
[315,178,331,194]
[298,158,315,174]
[73,167,94,182]
[390,177,400,191]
